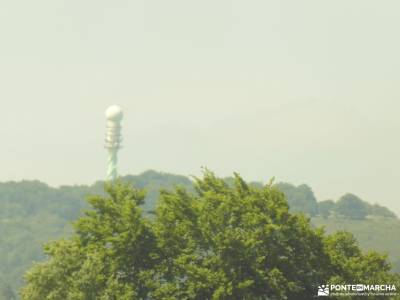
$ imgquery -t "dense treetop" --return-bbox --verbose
[21,172,400,299]
[0,170,398,298]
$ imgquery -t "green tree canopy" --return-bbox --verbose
[368,203,397,219]
[21,172,399,300]
[275,183,318,216]
[335,194,369,220]
[318,199,335,218]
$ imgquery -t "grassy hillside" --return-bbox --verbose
[312,216,400,272]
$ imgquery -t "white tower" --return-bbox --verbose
[105,105,123,181]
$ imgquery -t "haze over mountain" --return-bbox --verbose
[1,1,400,216]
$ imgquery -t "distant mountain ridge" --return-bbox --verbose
[0,170,398,297]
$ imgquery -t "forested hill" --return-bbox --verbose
[0,170,398,298]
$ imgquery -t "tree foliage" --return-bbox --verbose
[0,170,192,295]
[335,194,369,220]
[21,172,399,300]
[318,200,335,218]
[275,183,319,217]
[368,203,397,219]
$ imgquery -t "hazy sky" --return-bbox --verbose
[1,1,399,214]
